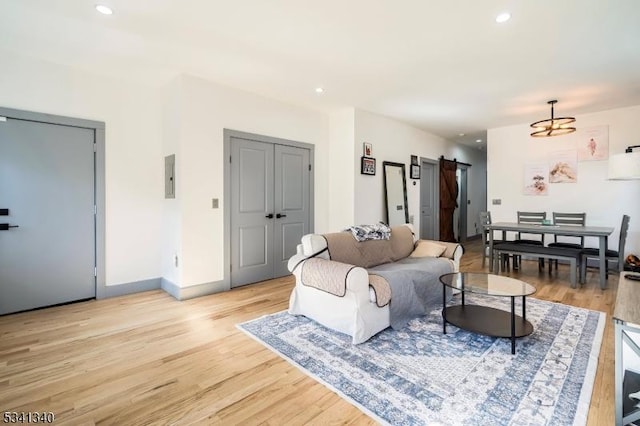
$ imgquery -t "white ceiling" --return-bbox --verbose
[2,0,640,146]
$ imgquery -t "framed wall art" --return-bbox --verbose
[361,156,376,175]
[410,164,420,179]
[524,163,549,195]
[363,142,372,157]
[549,150,578,183]
[578,125,609,161]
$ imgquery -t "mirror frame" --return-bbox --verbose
[382,161,409,225]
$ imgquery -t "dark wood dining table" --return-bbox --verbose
[487,222,615,289]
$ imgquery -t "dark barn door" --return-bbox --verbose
[439,158,458,242]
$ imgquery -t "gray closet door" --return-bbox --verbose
[230,138,275,287]
[273,144,310,278]
[420,160,439,240]
[230,137,311,287]
[0,118,95,315]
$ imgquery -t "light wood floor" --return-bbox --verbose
[0,239,617,425]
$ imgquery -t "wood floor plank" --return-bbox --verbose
[0,239,615,424]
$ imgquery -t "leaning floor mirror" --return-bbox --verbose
[382,161,409,226]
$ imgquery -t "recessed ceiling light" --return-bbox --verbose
[95,4,113,15]
[315,87,324,94]
[459,133,465,137]
[476,139,483,143]
[496,12,511,23]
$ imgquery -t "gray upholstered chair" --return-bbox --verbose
[579,215,630,282]
[547,212,586,271]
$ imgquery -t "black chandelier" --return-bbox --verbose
[530,100,576,137]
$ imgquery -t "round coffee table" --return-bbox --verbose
[439,272,536,354]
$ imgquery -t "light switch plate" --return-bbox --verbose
[212,198,219,209]
[492,199,501,205]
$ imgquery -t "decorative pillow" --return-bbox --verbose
[410,240,447,258]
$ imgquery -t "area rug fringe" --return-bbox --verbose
[236,317,391,425]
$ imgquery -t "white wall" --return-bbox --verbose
[0,51,493,294]
[161,79,183,285]
[328,109,356,231]
[0,51,164,287]
[175,75,330,287]
[354,109,448,230]
[487,104,640,256]
[353,109,487,238]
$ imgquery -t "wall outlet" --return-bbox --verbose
[492,199,502,205]
[409,215,414,224]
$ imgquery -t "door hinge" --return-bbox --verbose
[93,143,97,152]
[230,156,232,163]
[94,267,97,277]
[308,164,311,171]
[94,205,97,215]
[0,116,7,122]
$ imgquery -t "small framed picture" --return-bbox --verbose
[361,156,376,175]
[363,142,372,157]
[410,164,420,179]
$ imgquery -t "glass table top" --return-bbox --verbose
[439,272,537,297]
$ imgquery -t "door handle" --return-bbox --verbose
[0,223,19,231]
[265,213,274,219]
[276,213,287,219]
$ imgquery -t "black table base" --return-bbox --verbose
[442,291,534,354]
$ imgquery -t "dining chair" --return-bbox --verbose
[479,211,492,268]
[513,211,547,269]
[479,211,509,268]
[547,212,586,271]
[579,215,630,282]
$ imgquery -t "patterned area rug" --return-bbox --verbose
[238,294,605,425]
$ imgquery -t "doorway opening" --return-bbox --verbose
[454,165,469,242]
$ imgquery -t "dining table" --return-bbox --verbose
[487,222,615,290]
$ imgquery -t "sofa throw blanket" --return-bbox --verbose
[323,226,414,269]
[345,223,391,242]
[368,257,454,330]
